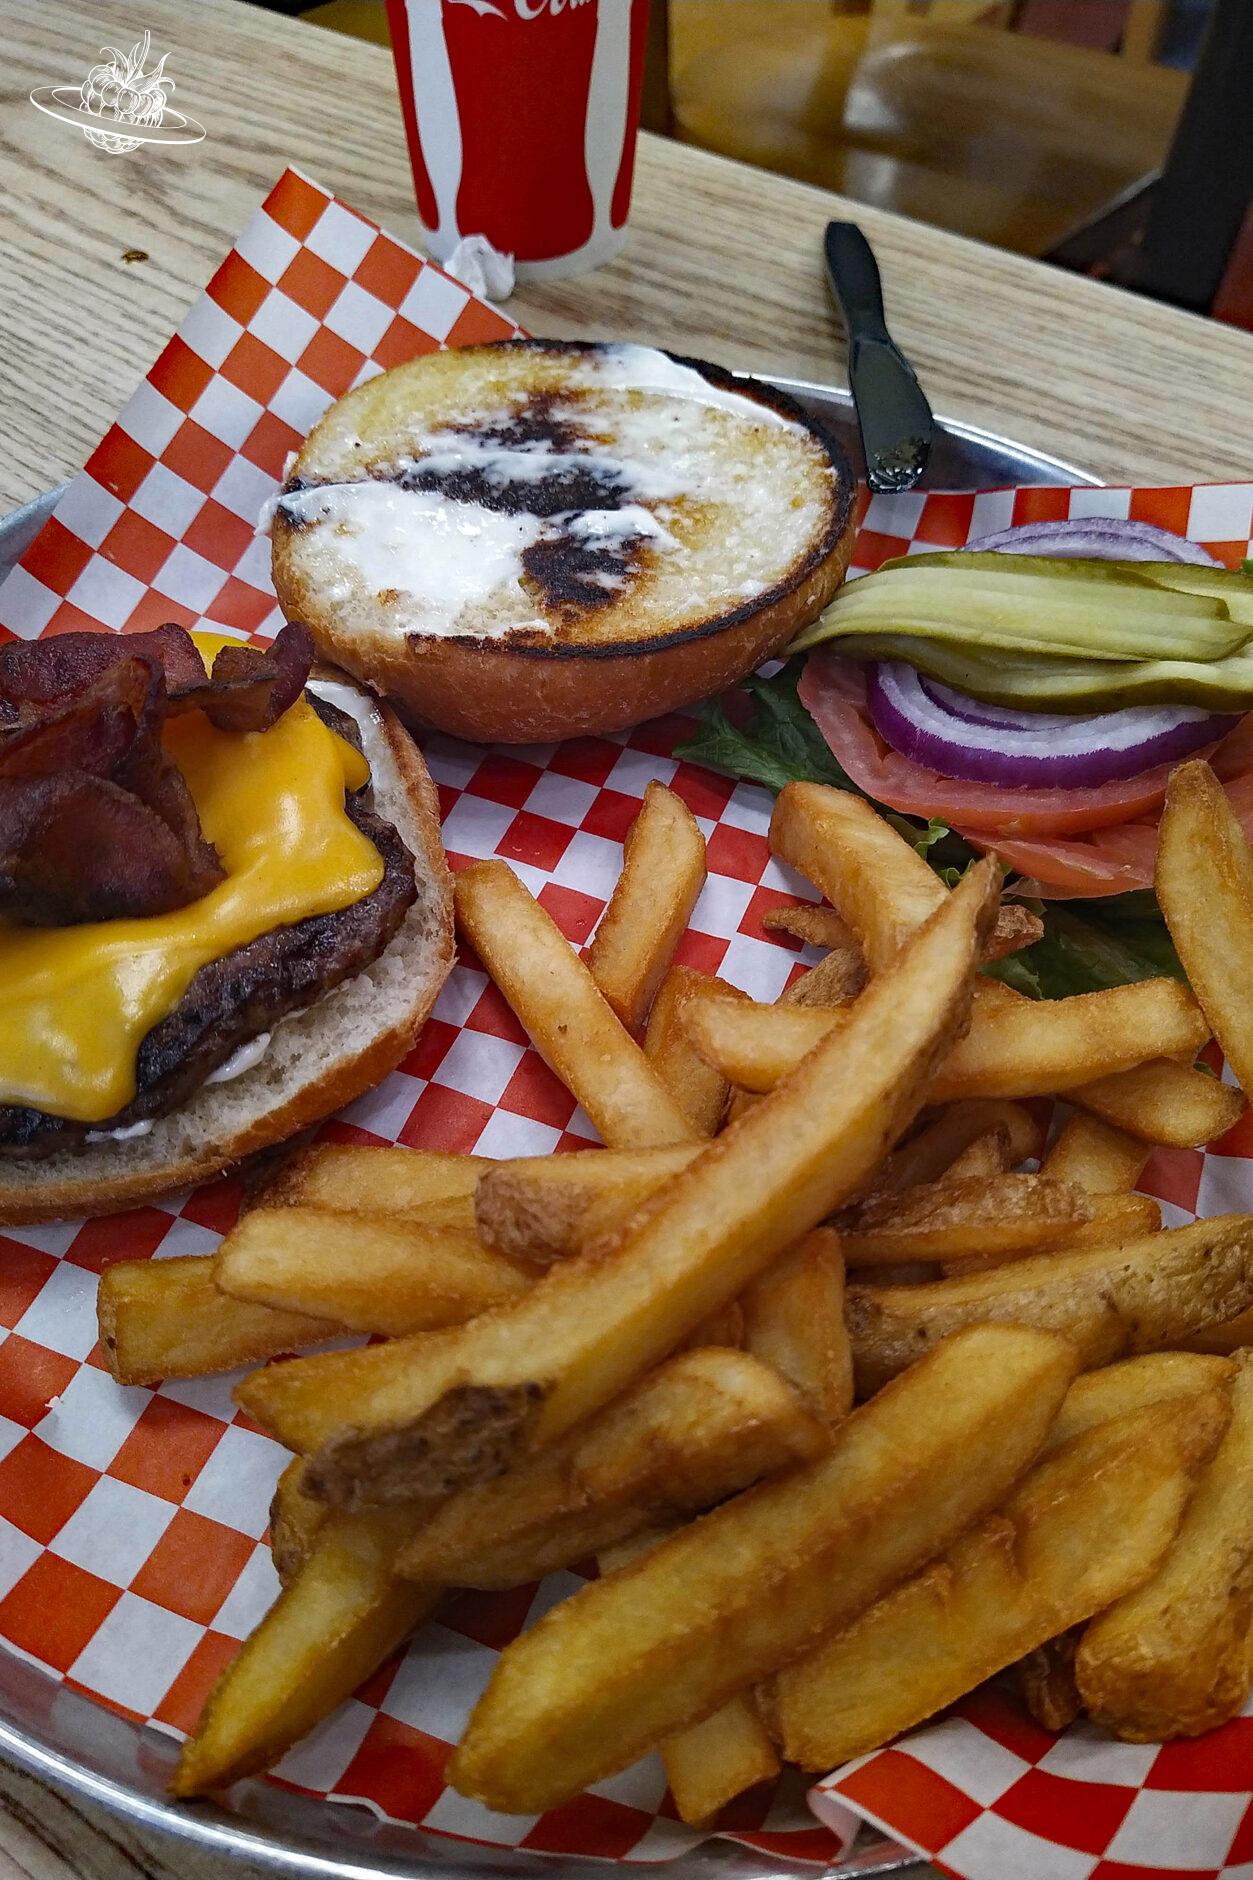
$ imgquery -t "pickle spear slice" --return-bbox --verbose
[818,634,1253,715]
[796,559,1246,663]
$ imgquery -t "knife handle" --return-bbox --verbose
[824,222,891,343]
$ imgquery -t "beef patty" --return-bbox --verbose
[0,714,417,1161]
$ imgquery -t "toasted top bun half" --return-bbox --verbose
[0,677,453,1225]
[272,340,857,743]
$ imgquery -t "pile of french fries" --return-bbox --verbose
[96,761,1253,1827]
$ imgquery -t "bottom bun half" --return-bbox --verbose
[0,681,454,1225]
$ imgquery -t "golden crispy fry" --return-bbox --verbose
[645,968,743,1136]
[1070,1058,1245,1147]
[684,978,1209,1101]
[872,1101,1044,1196]
[214,1206,530,1336]
[97,1256,341,1387]
[781,945,867,1008]
[599,1529,783,1828]
[395,1347,827,1589]
[762,904,858,952]
[455,860,699,1150]
[939,1191,1162,1277]
[1018,1632,1083,1733]
[448,1325,1077,1812]
[172,1507,435,1796]
[659,1693,781,1827]
[767,783,1041,965]
[1076,1351,1253,1740]
[1043,1112,1151,1193]
[473,1145,701,1266]
[940,1128,1013,1183]
[987,903,1045,959]
[1158,761,1253,1102]
[586,782,708,1032]
[263,1144,486,1212]
[769,783,946,970]
[270,1459,327,1588]
[1183,1308,1253,1354]
[766,1393,1228,1769]
[836,1173,1094,1270]
[236,861,1000,1502]
[1043,1351,1235,1454]
[742,1229,853,1424]
[848,1216,1253,1395]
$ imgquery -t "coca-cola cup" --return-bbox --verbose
[385,0,651,280]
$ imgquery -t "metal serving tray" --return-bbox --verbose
[0,382,1095,1879]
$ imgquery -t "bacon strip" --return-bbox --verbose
[172,623,314,733]
[0,622,313,735]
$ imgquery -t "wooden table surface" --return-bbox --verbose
[2,0,1253,1873]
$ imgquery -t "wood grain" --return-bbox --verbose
[0,1,1245,1875]
[2,0,1252,519]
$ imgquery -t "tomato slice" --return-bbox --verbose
[797,651,1253,898]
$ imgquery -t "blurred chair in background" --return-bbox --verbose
[666,0,1186,258]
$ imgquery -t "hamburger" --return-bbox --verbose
[0,623,452,1223]
[270,339,857,744]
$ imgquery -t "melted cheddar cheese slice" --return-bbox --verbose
[0,697,382,1122]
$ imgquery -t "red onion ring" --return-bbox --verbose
[963,515,1222,566]
[866,661,1238,788]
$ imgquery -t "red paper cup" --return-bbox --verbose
[386,0,651,280]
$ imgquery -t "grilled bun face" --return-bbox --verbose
[272,340,857,743]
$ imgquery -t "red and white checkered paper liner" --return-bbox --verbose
[1,167,1253,1879]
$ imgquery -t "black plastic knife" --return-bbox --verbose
[823,221,934,493]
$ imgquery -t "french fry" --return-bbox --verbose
[939,1191,1163,1277]
[1157,761,1253,1102]
[270,1459,327,1587]
[644,968,744,1136]
[1017,1632,1083,1733]
[236,862,1000,1502]
[586,782,708,1031]
[263,1143,487,1211]
[395,1347,827,1589]
[940,1128,1013,1183]
[766,1392,1228,1769]
[762,904,858,952]
[987,903,1045,959]
[172,1506,436,1796]
[872,1101,1044,1196]
[835,1173,1095,1270]
[768,781,1041,965]
[98,1256,342,1387]
[214,1207,531,1337]
[741,1229,853,1424]
[683,978,1209,1101]
[1076,1351,1253,1740]
[1042,1112,1151,1193]
[448,1324,1077,1812]
[769,783,946,970]
[473,1145,702,1266]
[847,1216,1253,1395]
[1069,1057,1245,1147]
[659,1693,781,1827]
[599,1530,783,1828]
[1043,1350,1235,1454]
[455,860,698,1149]
[1183,1308,1253,1355]
[782,945,866,1008]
